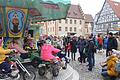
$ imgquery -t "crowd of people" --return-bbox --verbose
[36,32,120,80]
[0,32,120,80]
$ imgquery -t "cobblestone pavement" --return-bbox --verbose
[69,50,106,80]
[19,50,105,80]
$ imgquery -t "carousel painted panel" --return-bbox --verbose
[6,7,28,37]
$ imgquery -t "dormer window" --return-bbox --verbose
[73,12,77,15]
[68,12,70,15]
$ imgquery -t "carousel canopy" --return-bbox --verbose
[0,0,34,8]
[0,0,70,21]
[32,0,70,22]
[31,0,71,22]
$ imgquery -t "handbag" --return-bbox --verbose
[83,48,88,58]
[83,48,86,54]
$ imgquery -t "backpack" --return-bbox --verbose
[88,40,96,53]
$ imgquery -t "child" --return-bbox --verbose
[0,38,13,74]
[9,39,28,59]
[101,51,119,80]
[40,40,61,62]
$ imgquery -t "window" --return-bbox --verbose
[59,20,61,23]
[80,20,82,24]
[74,27,76,32]
[65,19,68,24]
[70,27,72,31]
[53,27,54,31]
[65,27,68,31]
[59,27,62,31]
[113,22,118,27]
[87,28,88,33]
[74,20,76,24]
[48,28,49,32]
[70,19,72,24]
[50,28,52,32]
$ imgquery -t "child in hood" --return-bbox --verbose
[39,40,61,62]
[101,51,119,79]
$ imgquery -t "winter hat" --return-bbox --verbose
[109,32,113,36]
[112,49,120,55]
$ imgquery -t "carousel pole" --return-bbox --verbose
[3,0,7,48]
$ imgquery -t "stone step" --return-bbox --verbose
[53,65,73,80]
[35,64,79,80]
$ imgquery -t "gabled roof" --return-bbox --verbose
[84,14,93,23]
[96,0,120,24]
[67,5,84,19]
[107,0,120,18]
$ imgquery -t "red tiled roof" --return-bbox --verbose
[43,3,60,9]
[67,5,84,19]
[29,8,41,17]
[107,0,120,18]
[85,14,93,23]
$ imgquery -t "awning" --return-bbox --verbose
[109,31,119,34]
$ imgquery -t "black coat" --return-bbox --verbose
[107,37,118,51]
[63,36,71,46]
[88,39,95,53]
[70,40,77,53]
[78,39,86,52]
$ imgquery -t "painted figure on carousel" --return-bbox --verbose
[12,12,20,33]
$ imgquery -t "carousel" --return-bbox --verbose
[0,0,70,48]
[0,1,70,80]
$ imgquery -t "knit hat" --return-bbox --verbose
[109,32,113,36]
[112,49,120,54]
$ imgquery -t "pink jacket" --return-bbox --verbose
[41,44,61,61]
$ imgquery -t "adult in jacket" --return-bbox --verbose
[70,37,77,61]
[107,33,118,57]
[78,36,86,63]
[87,36,95,71]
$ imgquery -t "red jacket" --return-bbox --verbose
[97,37,103,45]
[67,44,71,50]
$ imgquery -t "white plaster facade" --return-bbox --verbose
[39,5,93,36]
[95,0,120,35]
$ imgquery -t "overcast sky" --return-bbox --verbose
[71,0,120,18]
